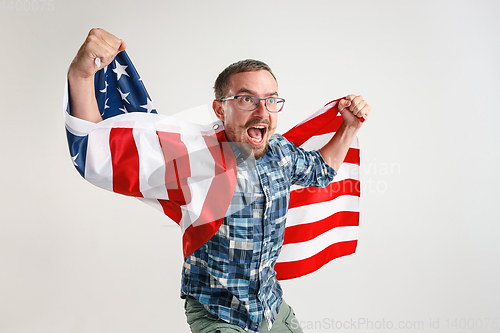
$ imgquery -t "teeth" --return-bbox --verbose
[249,137,263,143]
[248,125,265,144]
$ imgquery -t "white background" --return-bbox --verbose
[1,1,499,332]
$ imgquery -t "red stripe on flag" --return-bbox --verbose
[283,211,359,245]
[157,131,192,206]
[155,131,193,225]
[289,179,360,208]
[182,131,238,257]
[157,199,182,224]
[344,148,360,165]
[297,115,344,138]
[274,240,358,280]
[183,221,222,257]
[109,127,143,197]
[283,103,342,147]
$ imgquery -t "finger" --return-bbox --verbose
[338,98,351,111]
[348,96,364,114]
[355,104,371,120]
[118,41,127,52]
[338,99,346,111]
[343,95,356,112]
[118,40,127,52]
[348,95,362,108]
[351,100,367,117]
[361,104,371,117]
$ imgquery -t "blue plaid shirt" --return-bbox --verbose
[181,134,336,332]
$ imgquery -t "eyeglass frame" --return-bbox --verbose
[219,95,285,113]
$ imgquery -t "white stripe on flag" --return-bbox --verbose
[277,225,359,263]
[179,122,217,233]
[333,162,359,182]
[286,195,359,227]
[85,127,113,192]
[133,123,169,199]
[156,122,182,134]
[181,177,215,233]
[336,161,360,183]
[65,112,97,137]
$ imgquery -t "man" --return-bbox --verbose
[68,29,370,333]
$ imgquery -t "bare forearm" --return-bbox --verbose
[67,71,102,123]
[319,122,359,171]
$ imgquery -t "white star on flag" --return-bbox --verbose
[117,87,130,104]
[112,59,129,80]
[72,153,79,167]
[101,98,110,116]
[119,104,129,113]
[140,97,155,113]
[100,81,108,93]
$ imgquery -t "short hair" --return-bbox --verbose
[214,59,277,100]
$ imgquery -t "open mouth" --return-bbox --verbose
[247,125,267,146]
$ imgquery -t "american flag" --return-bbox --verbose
[64,51,360,279]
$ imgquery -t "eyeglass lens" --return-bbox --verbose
[237,96,283,112]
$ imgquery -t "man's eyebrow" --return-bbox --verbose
[235,88,278,97]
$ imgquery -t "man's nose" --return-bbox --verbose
[253,99,268,117]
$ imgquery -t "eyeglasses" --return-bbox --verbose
[220,95,285,113]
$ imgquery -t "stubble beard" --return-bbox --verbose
[250,142,269,159]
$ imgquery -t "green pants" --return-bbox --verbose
[184,297,304,333]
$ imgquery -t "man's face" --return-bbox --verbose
[213,70,279,159]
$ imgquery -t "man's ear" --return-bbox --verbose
[213,100,225,122]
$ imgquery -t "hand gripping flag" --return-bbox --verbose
[64,51,360,279]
